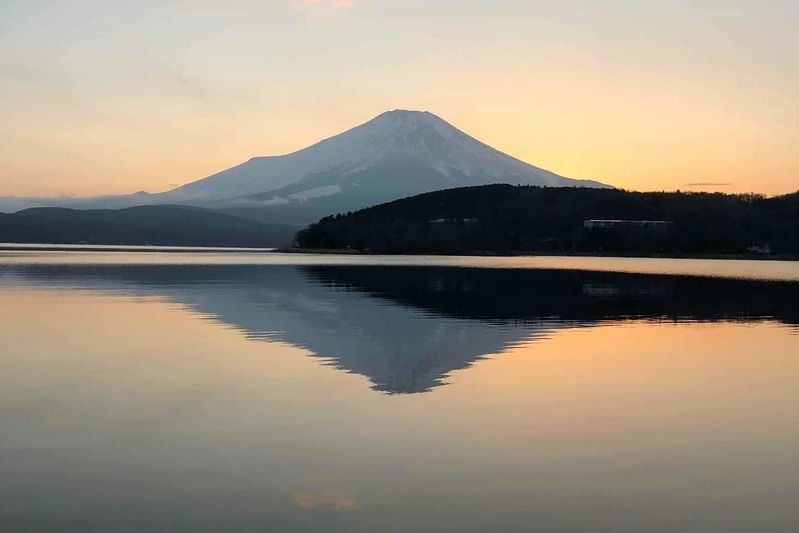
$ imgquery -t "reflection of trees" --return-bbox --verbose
[6,264,798,394]
[305,266,799,326]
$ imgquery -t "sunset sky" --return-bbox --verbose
[1,0,797,197]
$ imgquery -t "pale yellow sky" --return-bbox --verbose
[1,1,797,197]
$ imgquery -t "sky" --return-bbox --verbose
[1,0,797,197]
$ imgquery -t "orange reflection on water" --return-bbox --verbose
[441,321,799,446]
[2,287,798,531]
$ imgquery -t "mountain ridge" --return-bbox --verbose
[0,205,297,247]
[0,110,612,221]
[165,109,610,205]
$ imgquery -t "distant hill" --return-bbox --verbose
[296,185,799,256]
[0,205,298,247]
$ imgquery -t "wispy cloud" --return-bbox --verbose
[291,0,355,11]
[291,491,358,511]
[684,182,732,187]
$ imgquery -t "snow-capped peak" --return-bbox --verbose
[163,110,611,203]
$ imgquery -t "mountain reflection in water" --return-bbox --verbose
[5,264,798,393]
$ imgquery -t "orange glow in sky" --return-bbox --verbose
[0,1,797,197]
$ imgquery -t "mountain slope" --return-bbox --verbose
[0,205,297,247]
[167,110,608,202]
[155,110,612,222]
[0,110,613,222]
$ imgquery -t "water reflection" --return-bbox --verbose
[4,263,797,394]
[2,259,799,533]
[306,266,799,325]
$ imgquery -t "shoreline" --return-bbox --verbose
[0,243,277,253]
[1,242,796,261]
[275,247,799,261]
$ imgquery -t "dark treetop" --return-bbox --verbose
[296,185,799,256]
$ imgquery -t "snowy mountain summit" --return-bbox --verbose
[0,110,611,220]
[157,110,611,222]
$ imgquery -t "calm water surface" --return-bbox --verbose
[1,249,798,532]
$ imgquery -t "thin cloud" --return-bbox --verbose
[291,0,355,11]
[0,63,62,87]
[684,182,732,187]
[291,491,358,511]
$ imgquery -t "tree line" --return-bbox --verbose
[295,185,799,256]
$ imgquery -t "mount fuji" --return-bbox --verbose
[0,110,612,223]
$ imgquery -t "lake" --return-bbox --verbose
[1,248,798,532]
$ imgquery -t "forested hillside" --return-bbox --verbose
[0,205,297,247]
[296,185,799,256]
